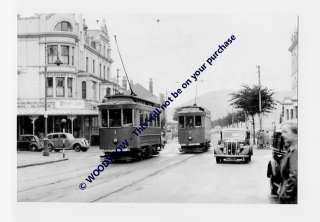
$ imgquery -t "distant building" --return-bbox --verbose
[17,13,126,141]
[281,20,299,123]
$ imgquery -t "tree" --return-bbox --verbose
[230,85,276,144]
[211,110,246,128]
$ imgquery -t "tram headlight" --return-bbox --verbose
[188,136,192,141]
[113,138,118,144]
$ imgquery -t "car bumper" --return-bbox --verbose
[180,143,201,146]
[214,154,251,158]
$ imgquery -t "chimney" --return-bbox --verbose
[149,78,153,94]
[122,76,127,90]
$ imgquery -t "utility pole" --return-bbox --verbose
[257,65,262,131]
[43,42,49,156]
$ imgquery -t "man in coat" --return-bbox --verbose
[279,122,298,204]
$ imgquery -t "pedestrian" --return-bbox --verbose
[279,121,298,204]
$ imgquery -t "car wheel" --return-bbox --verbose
[30,145,37,152]
[216,157,221,164]
[74,144,81,152]
[48,144,54,152]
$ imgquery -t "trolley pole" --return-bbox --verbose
[257,65,262,131]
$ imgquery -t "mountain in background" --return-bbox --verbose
[167,89,292,129]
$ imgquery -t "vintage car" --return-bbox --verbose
[214,128,253,163]
[47,132,89,152]
[267,128,287,196]
[17,134,44,151]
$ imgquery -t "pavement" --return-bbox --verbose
[17,135,278,203]
[17,151,69,168]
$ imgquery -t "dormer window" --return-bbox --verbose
[54,21,72,32]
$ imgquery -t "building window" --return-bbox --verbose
[106,87,111,97]
[91,41,96,49]
[82,81,86,99]
[103,45,106,56]
[92,59,95,73]
[103,65,106,79]
[71,47,74,65]
[286,109,289,120]
[47,77,53,97]
[48,45,58,64]
[56,77,65,97]
[290,109,294,120]
[67,78,72,97]
[86,57,88,72]
[54,21,72,32]
[61,45,69,64]
[295,106,298,119]
[92,81,97,99]
[107,67,110,80]
[99,64,102,77]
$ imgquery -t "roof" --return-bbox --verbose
[176,105,210,115]
[17,108,98,116]
[122,83,160,104]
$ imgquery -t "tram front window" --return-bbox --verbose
[123,109,133,126]
[195,116,202,127]
[109,109,121,127]
[101,109,108,127]
[186,116,194,128]
[179,116,185,128]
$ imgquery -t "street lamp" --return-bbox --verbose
[43,43,63,156]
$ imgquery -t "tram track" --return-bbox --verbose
[91,154,198,202]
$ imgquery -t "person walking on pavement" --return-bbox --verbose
[279,121,298,204]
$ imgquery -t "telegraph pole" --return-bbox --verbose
[43,42,49,156]
[257,65,262,131]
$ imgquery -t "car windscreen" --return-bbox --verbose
[222,131,246,140]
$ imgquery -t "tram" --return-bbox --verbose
[176,104,211,152]
[98,94,163,160]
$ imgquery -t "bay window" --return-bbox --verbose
[56,77,65,97]
[67,78,72,97]
[46,77,53,97]
[61,45,69,64]
[48,45,58,64]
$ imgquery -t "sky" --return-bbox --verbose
[84,13,297,107]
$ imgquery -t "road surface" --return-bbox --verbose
[17,133,277,203]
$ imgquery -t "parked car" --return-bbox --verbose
[46,133,89,152]
[17,134,44,151]
[214,128,253,163]
[267,128,288,196]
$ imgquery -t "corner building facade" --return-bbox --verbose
[17,13,125,143]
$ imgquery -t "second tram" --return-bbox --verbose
[176,105,211,153]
